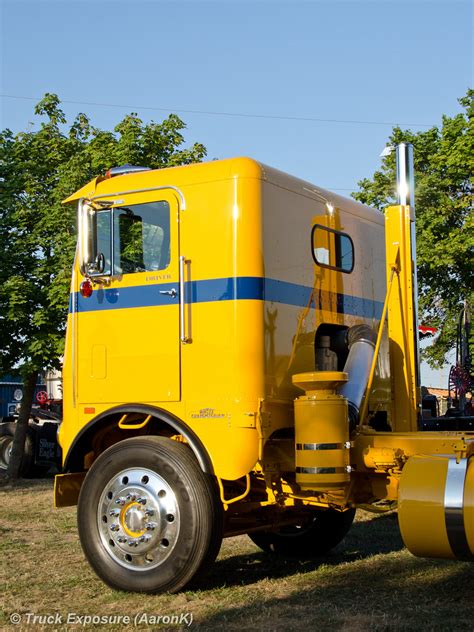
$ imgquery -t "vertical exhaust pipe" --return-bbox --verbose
[396,142,415,207]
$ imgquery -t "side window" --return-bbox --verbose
[335,233,354,272]
[113,201,170,274]
[95,211,112,275]
[311,224,354,273]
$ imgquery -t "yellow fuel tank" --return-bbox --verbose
[398,454,474,560]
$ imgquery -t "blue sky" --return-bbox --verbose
[0,0,472,385]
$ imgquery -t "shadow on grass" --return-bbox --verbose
[197,557,474,631]
[0,472,55,489]
[200,512,404,591]
[197,513,474,630]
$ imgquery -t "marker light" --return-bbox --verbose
[80,279,93,298]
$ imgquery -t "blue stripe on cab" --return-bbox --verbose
[71,276,383,319]
[76,282,179,313]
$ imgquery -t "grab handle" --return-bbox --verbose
[179,256,190,344]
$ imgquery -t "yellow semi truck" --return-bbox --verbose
[55,145,473,593]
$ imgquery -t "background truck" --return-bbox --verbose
[0,375,61,476]
[55,145,473,593]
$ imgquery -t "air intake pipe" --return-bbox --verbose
[337,325,377,428]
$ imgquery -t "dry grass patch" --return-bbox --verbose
[1,478,473,631]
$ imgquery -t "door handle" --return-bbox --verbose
[179,256,191,344]
[159,288,177,298]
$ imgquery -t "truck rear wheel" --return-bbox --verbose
[0,433,14,472]
[249,507,356,558]
[0,422,45,477]
[77,436,223,593]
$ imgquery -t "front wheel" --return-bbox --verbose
[77,436,223,593]
[249,507,356,558]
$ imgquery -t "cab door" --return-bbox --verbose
[77,192,181,404]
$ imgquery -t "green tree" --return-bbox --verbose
[353,89,473,368]
[0,94,206,478]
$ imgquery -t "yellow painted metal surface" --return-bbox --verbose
[77,190,181,405]
[353,429,472,468]
[61,159,266,480]
[54,472,86,508]
[464,456,474,554]
[398,455,474,560]
[384,205,419,432]
[60,157,389,485]
[293,371,350,490]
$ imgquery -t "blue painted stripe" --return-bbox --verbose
[72,276,384,319]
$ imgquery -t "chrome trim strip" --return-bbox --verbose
[296,443,343,451]
[444,458,473,560]
[71,201,82,408]
[296,466,347,475]
[89,185,186,210]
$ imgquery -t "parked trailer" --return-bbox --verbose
[55,148,473,593]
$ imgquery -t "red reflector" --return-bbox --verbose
[84,407,95,414]
[80,279,93,298]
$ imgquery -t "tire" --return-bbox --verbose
[249,507,356,558]
[0,423,38,477]
[0,434,13,472]
[77,436,223,593]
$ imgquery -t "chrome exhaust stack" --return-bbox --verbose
[396,143,420,392]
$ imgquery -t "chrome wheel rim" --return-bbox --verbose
[97,467,180,571]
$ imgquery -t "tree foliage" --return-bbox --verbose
[0,94,206,476]
[353,89,473,367]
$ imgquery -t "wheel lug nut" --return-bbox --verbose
[144,509,154,517]
[115,497,126,505]
[126,494,136,501]
[137,497,147,505]
[128,539,138,547]
[109,509,120,517]
[110,524,120,532]
[145,522,156,531]
[117,536,127,543]
[139,534,151,543]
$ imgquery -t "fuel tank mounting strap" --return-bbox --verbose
[444,457,473,561]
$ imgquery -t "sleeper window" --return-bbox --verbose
[311,224,354,273]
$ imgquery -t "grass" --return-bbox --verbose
[1,477,473,631]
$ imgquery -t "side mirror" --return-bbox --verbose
[85,252,106,275]
[95,252,105,274]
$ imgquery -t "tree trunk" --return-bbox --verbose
[6,371,37,479]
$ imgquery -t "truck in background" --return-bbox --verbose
[0,372,61,476]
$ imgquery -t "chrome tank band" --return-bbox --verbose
[296,442,349,451]
[444,458,473,561]
[296,466,350,475]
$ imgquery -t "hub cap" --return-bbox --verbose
[98,467,179,571]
